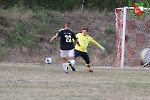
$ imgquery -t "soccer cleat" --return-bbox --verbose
[64,67,68,74]
[65,71,68,74]
[88,69,93,73]
[68,62,75,71]
[87,66,93,73]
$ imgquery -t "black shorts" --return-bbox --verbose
[74,49,90,64]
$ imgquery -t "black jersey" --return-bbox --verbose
[56,29,76,50]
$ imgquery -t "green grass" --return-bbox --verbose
[0,63,150,100]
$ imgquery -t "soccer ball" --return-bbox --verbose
[45,57,52,64]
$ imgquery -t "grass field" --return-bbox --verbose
[0,63,150,100]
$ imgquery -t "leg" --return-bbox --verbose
[68,49,75,71]
[81,52,93,72]
[68,49,75,66]
[70,49,82,67]
[60,50,68,74]
[74,49,81,59]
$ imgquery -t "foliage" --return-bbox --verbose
[105,26,116,34]
[0,0,131,11]
[0,0,81,11]
[85,0,129,11]
[0,7,63,47]
[0,45,8,60]
[98,41,114,53]
[0,6,117,63]
[7,20,39,46]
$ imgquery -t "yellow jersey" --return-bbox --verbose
[75,33,101,52]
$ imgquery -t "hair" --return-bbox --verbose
[82,28,89,32]
[65,22,71,27]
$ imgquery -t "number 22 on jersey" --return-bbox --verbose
[65,35,71,43]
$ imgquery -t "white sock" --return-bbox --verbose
[62,63,68,71]
[70,60,75,66]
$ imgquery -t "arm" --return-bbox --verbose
[73,33,80,46]
[50,29,63,43]
[75,35,80,46]
[50,35,58,43]
[75,38,80,46]
[90,38,101,47]
[90,37,105,52]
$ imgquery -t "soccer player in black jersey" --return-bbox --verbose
[50,22,79,74]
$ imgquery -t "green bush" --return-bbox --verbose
[0,0,130,12]
[5,20,39,47]
[0,46,8,60]
[98,41,114,53]
[85,0,129,11]
[0,14,9,27]
[105,26,116,34]
[32,10,45,21]
[0,7,63,47]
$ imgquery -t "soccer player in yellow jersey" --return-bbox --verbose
[75,28,105,72]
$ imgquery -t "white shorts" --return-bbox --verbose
[60,49,74,58]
